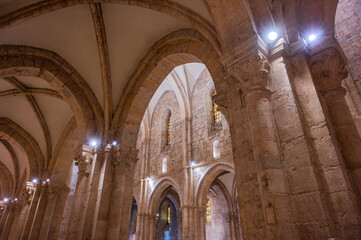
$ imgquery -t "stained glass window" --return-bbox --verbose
[206,199,211,222]
[167,113,171,145]
[167,206,171,224]
[212,90,221,123]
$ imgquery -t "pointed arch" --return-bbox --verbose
[0,45,103,137]
[195,162,234,206]
[147,177,182,214]
[0,118,44,179]
[112,29,225,148]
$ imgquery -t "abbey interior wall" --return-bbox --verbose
[336,0,361,132]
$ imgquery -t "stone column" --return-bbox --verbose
[106,145,138,240]
[8,201,27,239]
[0,201,22,240]
[0,204,9,236]
[231,53,295,238]
[66,149,93,239]
[223,212,237,240]
[48,184,70,239]
[38,182,69,240]
[197,206,206,240]
[9,186,34,239]
[309,47,361,191]
[148,214,157,240]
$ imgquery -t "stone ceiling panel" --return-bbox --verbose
[0,4,103,108]
[102,3,188,111]
[0,96,46,156]
[34,95,72,152]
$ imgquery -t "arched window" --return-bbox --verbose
[212,90,221,123]
[162,158,167,173]
[206,199,211,222]
[167,112,172,145]
[213,140,220,159]
[167,206,171,224]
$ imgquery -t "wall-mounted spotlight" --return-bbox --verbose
[112,141,118,146]
[91,140,98,147]
[14,198,17,201]
[3,198,9,203]
[308,34,317,42]
[46,178,51,183]
[32,178,38,184]
[268,31,278,41]
[191,161,196,167]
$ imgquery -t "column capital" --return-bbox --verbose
[22,186,35,204]
[309,47,348,94]
[74,151,93,174]
[47,181,70,200]
[226,52,271,93]
[113,145,138,174]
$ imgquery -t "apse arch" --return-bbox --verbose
[112,29,226,148]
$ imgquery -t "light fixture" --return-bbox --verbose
[14,198,17,201]
[32,178,38,184]
[46,178,51,183]
[191,161,196,167]
[308,34,317,42]
[268,31,278,41]
[112,141,118,146]
[3,198,9,203]
[91,140,97,147]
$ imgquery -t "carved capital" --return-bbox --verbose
[47,182,70,201]
[228,53,270,92]
[74,152,93,174]
[309,47,348,95]
[113,145,138,174]
[22,187,34,204]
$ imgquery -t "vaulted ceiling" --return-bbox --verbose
[0,0,341,199]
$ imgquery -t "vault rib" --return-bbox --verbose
[3,77,52,164]
[90,2,113,140]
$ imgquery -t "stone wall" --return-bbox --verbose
[134,69,233,190]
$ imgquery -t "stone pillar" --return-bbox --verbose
[0,201,22,240]
[148,214,157,240]
[222,212,237,240]
[197,206,206,240]
[10,186,34,239]
[8,201,26,239]
[82,148,106,240]
[106,145,138,240]
[48,184,70,239]
[141,214,150,240]
[38,182,69,240]
[231,53,296,239]
[0,204,9,236]
[309,47,361,191]
[66,148,93,239]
